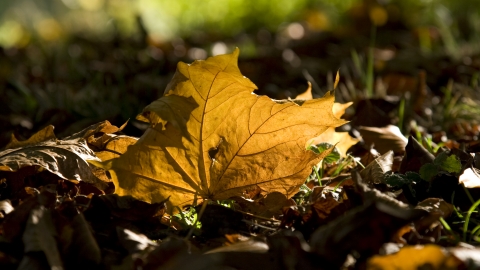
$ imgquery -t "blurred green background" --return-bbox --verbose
[0,0,479,147]
[1,0,479,53]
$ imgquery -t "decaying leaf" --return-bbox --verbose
[360,150,393,184]
[20,206,63,270]
[198,204,248,237]
[415,198,453,218]
[310,200,424,269]
[5,125,56,150]
[399,136,435,174]
[64,120,129,151]
[0,199,14,217]
[359,125,407,155]
[232,191,291,218]
[0,126,102,186]
[98,49,349,211]
[117,227,158,254]
[143,237,222,270]
[204,237,268,254]
[448,247,480,269]
[459,167,480,188]
[310,190,347,225]
[367,244,462,269]
[85,194,166,221]
[352,170,409,209]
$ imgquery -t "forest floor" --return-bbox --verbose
[1,17,480,269]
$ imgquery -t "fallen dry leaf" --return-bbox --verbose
[359,125,408,154]
[310,200,424,269]
[117,227,158,254]
[204,237,268,254]
[459,167,480,188]
[360,150,393,184]
[415,198,454,218]
[20,206,63,269]
[98,49,348,211]
[367,244,462,270]
[59,203,102,267]
[0,126,102,186]
[232,191,291,218]
[64,120,128,151]
[399,136,435,174]
[5,125,56,150]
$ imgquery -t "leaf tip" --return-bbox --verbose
[334,70,340,90]
[233,47,240,57]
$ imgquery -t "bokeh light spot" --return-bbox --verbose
[287,22,304,40]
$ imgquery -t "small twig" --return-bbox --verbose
[235,209,280,222]
[184,199,209,240]
[242,219,278,231]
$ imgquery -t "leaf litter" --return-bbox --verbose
[0,49,480,269]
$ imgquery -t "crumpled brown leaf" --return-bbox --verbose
[97,49,349,211]
[5,125,56,150]
[310,200,425,269]
[360,150,393,184]
[204,236,269,254]
[352,170,409,209]
[62,121,137,184]
[64,120,129,151]
[359,125,407,155]
[19,206,63,270]
[399,136,434,174]
[0,126,102,186]
[232,191,291,218]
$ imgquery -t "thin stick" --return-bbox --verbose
[185,199,209,240]
[235,209,280,222]
[241,219,277,231]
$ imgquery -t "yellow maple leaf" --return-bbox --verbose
[295,75,358,158]
[367,244,462,269]
[99,49,348,212]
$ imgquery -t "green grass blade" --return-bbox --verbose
[462,198,480,242]
[366,25,376,97]
[398,97,405,134]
